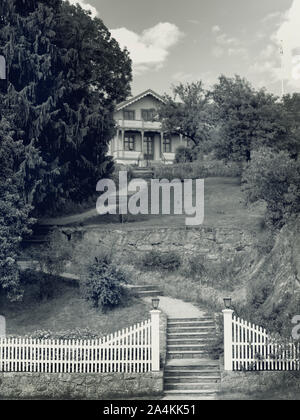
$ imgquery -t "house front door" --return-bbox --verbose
[143,135,154,166]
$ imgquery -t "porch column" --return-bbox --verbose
[140,130,144,167]
[180,134,183,144]
[160,132,164,158]
[121,129,125,158]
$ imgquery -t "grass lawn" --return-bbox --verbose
[0,278,151,336]
[41,177,264,232]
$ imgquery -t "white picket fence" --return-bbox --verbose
[223,309,300,371]
[0,311,161,373]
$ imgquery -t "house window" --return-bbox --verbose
[124,135,135,151]
[163,137,171,153]
[142,109,156,121]
[123,110,135,120]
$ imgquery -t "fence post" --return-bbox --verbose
[223,309,233,371]
[0,315,6,337]
[151,310,161,371]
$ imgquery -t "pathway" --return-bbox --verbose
[143,295,221,400]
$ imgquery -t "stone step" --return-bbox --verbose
[162,393,217,400]
[135,290,161,297]
[168,322,215,328]
[165,376,220,384]
[168,317,212,322]
[167,344,208,352]
[167,326,215,333]
[127,285,158,291]
[165,360,219,370]
[164,383,220,391]
[167,338,214,345]
[167,351,210,359]
[165,369,220,377]
[167,332,215,339]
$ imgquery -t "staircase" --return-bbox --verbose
[22,224,52,247]
[163,316,221,400]
[127,284,162,298]
[131,167,154,179]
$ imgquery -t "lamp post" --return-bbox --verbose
[223,297,232,309]
[152,297,160,310]
[222,297,233,371]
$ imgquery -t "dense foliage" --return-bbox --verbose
[158,82,214,151]
[0,0,132,214]
[174,145,193,163]
[137,250,181,271]
[0,118,33,301]
[211,75,287,162]
[82,256,128,310]
[242,148,300,228]
[0,0,132,300]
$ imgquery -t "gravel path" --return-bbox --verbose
[143,296,207,319]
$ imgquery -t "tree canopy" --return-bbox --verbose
[0,0,132,300]
[0,0,132,213]
[211,75,287,162]
[158,82,214,150]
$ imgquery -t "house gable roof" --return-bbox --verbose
[116,89,165,111]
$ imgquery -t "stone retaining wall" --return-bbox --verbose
[77,226,255,264]
[0,371,163,399]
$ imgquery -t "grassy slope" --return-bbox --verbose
[41,177,264,232]
[0,279,151,336]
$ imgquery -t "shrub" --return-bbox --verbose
[137,250,181,271]
[242,148,300,229]
[174,145,193,163]
[111,164,134,187]
[180,254,206,280]
[153,160,242,180]
[82,256,128,310]
[20,328,101,341]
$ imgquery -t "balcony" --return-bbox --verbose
[117,119,162,131]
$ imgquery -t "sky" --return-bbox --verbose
[66,0,300,97]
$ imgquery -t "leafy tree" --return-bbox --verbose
[0,117,33,300]
[158,82,214,150]
[242,147,300,229]
[281,93,300,158]
[0,0,132,214]
[211,75,286,162]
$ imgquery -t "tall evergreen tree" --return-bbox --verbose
[0,117,33,301]
[0,0,132,213]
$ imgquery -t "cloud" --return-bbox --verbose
[212,25,221,34]
[275,0,300,88]
[250,1,300,92]
[261,11,282,24]
[211,27,248,59]
[172,71,194,83]
[111,23,184,75]
[65,0,98,18]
